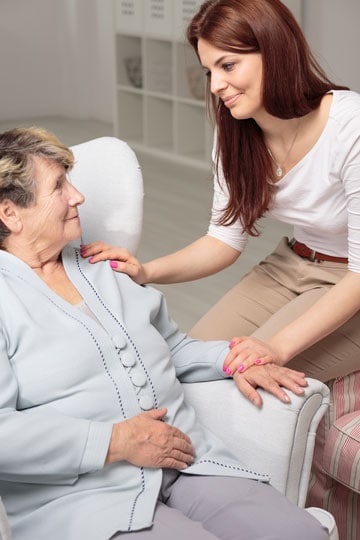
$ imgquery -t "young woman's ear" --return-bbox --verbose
[0,199,22,233]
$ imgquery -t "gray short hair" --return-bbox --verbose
[0,126,74,246]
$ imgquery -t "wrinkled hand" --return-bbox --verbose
[233,363,307,408]
[105,408,195,469]
[223,336,279,375]
[80,241,146,284]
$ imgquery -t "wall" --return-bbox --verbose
[303,0,360,92]
[0,0,114,123]
[0,0,358,123]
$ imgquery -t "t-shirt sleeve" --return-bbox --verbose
[207,149,248,252]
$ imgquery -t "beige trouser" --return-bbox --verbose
[190,237,360,382]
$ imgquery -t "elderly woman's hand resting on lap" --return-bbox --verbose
[106,408,195,469]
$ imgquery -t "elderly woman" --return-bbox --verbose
[0,127,327,540]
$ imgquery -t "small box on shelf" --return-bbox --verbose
[115,0,144,35]
[173,0,203,41]
[144,0,173,39]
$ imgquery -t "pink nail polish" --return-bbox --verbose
[88,257,94,263]
[237,365,245,373]
[255,359,262,365]
[110,261,118,269]
[229,340,235,348]
[226,368,232,376]
[223,365,228,373]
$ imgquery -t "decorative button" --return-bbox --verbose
[112,334,126,349]
[131,372,147,387]
[121,353,136,368]
[139,395,154,410]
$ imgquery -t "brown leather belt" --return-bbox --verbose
[289,238,348,264]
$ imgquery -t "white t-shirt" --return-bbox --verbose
[207,90,360,273]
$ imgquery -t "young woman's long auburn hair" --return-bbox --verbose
[187,0,349,235]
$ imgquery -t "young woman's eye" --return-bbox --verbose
[204,70,211,79]
[222,63,235,72]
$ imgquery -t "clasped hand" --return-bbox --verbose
[105,408,195,469]
[223,336,307,407]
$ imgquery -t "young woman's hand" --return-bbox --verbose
[232,363,307,408]
[222,336,281,376]
[80,241,147,284]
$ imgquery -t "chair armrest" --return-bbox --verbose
[323,410,360,493]
[182,377,329,507]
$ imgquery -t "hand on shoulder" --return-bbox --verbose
[80,241,147,284]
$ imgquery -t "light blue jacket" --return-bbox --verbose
[0,246,269,540]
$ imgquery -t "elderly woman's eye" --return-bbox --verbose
[55,178,64,190]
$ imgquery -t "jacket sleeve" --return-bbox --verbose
[0,328,112,485]
[150,291,230,382]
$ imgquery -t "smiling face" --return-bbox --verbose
[198,38,264,121]
[18,156,84,255]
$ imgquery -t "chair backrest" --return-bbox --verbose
[69,137,144,254]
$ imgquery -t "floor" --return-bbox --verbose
[0,116,291,332]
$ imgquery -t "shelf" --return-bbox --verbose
[114,0,211,168]
[175,102,209,160]
[116,35,142,88]
[116,90,143,143]
[144,39,172,94]
[145,96,173,150]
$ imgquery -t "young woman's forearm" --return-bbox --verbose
[268,270,360,364]
[142,235,241,284]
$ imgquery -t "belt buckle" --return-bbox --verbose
[308,249,317,262]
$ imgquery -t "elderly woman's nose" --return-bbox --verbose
[68,183,85,206]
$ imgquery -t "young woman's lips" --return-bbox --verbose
[223,93,243,107]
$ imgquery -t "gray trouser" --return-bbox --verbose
[113,471,328,539]
[191,237,359,382]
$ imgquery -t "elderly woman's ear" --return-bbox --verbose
[0,199,22,233]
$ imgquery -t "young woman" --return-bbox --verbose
[82,0,360,391]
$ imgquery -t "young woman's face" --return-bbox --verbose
[198,38,264,121]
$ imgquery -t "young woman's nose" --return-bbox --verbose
[210,72,228,95]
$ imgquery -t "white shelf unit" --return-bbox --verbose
[114,0,212,168]
[113,0,302,169]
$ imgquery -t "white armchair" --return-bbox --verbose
[0,137,338,540]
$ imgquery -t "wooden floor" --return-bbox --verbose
[0,117,291,332]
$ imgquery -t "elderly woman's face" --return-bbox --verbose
[19,156,84,251]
